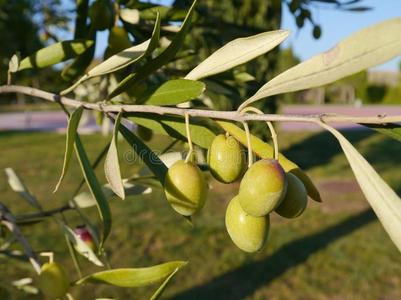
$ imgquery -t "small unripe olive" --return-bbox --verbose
[207,134,245,183]
[275,173,308,218]
[238,159,287,217]
[108,27,132,54]
[89,0,114,31]
[38,262,70,299]
[164,160,207,216]
[137,125,153,141]
[225,196,269,253]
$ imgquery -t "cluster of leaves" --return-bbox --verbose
[2,0,401,298]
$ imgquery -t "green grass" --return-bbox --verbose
[1,129,401,299]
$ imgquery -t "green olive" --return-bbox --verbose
[225,196,269,253]
[89,0,114,31]
[238,159,287,217]
[275,173,308,218]
[108,27,132,54]
[38,262,70,299]
[164,160,207,216]
[207,134,245,183]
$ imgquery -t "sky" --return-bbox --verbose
[74,0,401,72]
[281,0,401,71]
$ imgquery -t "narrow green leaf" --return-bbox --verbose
[18,40,94,71]
[118,123,168,185]
[139,79,205,105]
[75,261,187,287]
[54,106,84,192]
[4,168,41,208]
[105,112,125,199]
[61,13,161,94]
[129,113,216,149]
[87,40,150,77]
[59,222,104,267]
[61,34,96,82]
[321,123,401,253]
[74,135,111,247]
[185,30,289,80]
[363,123,401,143]
[150,267,180,300]
[108,0,197,99]
[216,120,321,202]
[73,142,110,196]
[240,17,401,108]
[90,13,160,77]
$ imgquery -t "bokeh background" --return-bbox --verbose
[1,1,401,299]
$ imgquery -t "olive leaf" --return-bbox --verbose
[74,135,111,247]
[185,30,289,80]
[240,17,401,108]
[105,112,125,199]
[320,122,401,253]
[8,54,20,73]
[75,261,187,287]
[129,113,216,149]
[4,168,41,208]
[138,79,205,105]
[119,8,140,24]
[362,123,401,143]
[54,106,84,193]
[74,0,89,39]
[216,120,321,202]
[118,123,168,185]
[59,222,104,267]
[108,0,197,99]
[17,40,94,71]
[150,267,180,300]
[73,177,159,209]
[61,13,161,95]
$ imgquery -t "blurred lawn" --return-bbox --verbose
[0,129,401,299]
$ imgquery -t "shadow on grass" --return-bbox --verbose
[171,208,376,300]
[282,129,373,171]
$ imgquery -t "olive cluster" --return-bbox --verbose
[164,134,308,253]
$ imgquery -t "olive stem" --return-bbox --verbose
[242,121,253,168]
[1,85,401,125]
[240,106,279,161]
[40,252,54,263]
[184,112,193,163]
[0,203,42,274]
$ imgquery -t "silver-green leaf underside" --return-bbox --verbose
[240,17,401,108]
[105,112,125,199]
[76,261,187,287]
[185,30,289,80]
[72,177,159,209]
[321,122,401,253]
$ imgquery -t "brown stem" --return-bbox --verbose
[0,85,400,125]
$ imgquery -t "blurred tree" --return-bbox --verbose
[0,0,70,89]
[171,0,369,136]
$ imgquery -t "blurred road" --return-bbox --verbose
[280,104,401,131]
[0,105,400,132]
